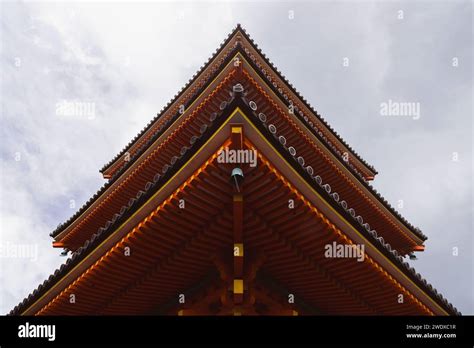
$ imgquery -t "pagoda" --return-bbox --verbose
[10,25,459,316]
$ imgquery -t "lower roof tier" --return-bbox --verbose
[10,101,459,316]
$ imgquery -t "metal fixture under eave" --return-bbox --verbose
[231,167,244,192]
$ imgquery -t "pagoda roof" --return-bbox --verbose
[49,25,426,248]
[10,96,459,316]
[99,25,377,179]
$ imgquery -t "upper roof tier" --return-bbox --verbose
[100,24,378,181]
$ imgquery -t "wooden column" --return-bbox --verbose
[230,125,244,313]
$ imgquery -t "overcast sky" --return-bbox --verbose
[0,0,472,315]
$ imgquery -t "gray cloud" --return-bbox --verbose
[1,1,472,314]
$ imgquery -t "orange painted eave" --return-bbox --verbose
[414,245,425,252]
